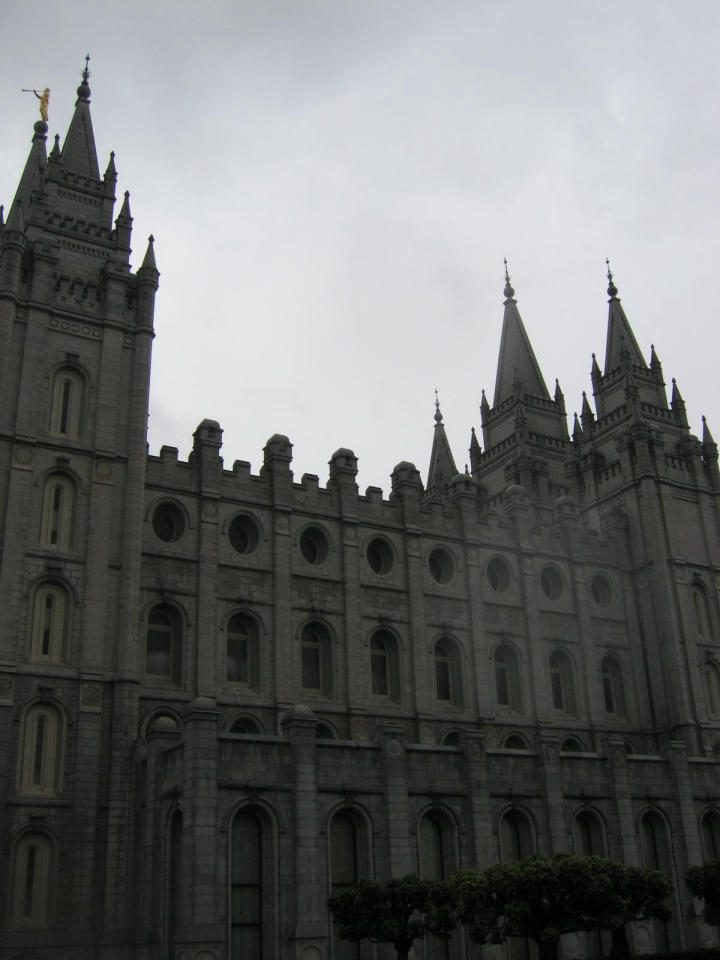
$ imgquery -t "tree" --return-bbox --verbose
[327,875,456,960]
[686,861,720,926]
[452,855,672,960]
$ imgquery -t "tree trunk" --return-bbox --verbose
[537,937,559,960]
[608,926,631,960]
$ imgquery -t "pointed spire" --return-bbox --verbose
[703,415,716,447]
[554,378,566,414]
[114,190,133,252]
[603,260,646,374]
[8,117,48,221]
[670,378,688,427]
[572,412,583,443]
[591,352,602,383]
[61,55,100,179]
[493,260,550,406]
[581,391,595,431]
[425,390,459,495]
[49,133,61,160]
[104,150,117,180]
[139,234,158,273]
[469,425,481,473]
[650,343,661,370]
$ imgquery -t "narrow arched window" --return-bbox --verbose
[601,656,627,718]
[701,810,720,861]
[18,704,63,794]
[434,638,463,707]
[573,810,606,856]
[499,809,535,860]
[370,629,400,702]
[226,613,259,688]
[146,604,182,685]
[418,812,454,960]
[495,644,522,712]
[301,622,333,696]
[49,368,85,440]
[10,832,53,928]
[692,584,713,638]
[704,662,720,718]
[30,583,68,662]
[639,811,673,952]
[330,813,360,960]
[231,811,262,959]
[550,650,577,715]
[39,474,75,550]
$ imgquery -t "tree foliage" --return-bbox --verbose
[327,875,455,960]
[686,861,720,926]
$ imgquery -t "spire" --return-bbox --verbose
[581,391,595,432]
[572,412,583,443]
[425,391,458,495]
[61,56,100,179]
[139,234,159,274]
[8,118,48,221]
[49,133,61,160]
[670,378,688,427]
[603,260,646,374]
[104,150,117,181]
[591,352,602,383]
[114,191,133,252]
[703,415,716,447]
[469,425,481,474]
[554,378,565,414]
[493,260,550,406]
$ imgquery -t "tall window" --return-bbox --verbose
[601,656,627,718]
[418,812,455,960]
[434,638,463,707]
[49,368,85,440]
[499,809,535,861]
[40,475,75,550]
[167,810,183,959]
[330,813,360,960]
[30,583,68,662]
[692,584,713,638]
[370,629,400,702]
[573,811,606,856]
[701,810,720,861]
[18,704,63,794]
[495,644,522,712]
[227,613,259,688]
[640,811,673,953]
[704,662,720,718]
[231,811,262,960]
[550,650,577,715]
[146,604,182,684]
[10,832,53,928]
[301,622,333,696]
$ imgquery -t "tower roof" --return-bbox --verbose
[493,263,550,406]
[8,121,48,222]
[603,261,646,374]
[425,392,458,495]
[60,57,100,179]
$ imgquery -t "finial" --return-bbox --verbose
[606,258,618,298]
[83,54,91,84]
[77,54,91,101]
[434,388,443,423]
[503,257,515,300]
[148,234,154,244]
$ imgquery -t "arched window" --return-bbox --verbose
[301,622,333,696]
[550,650,577,715]
[226,613,260,688]
[602,657,627,718]
[30,582,68,662]
[573,810,606,856]
[434,637,463,707]
[330,813,360,960]
[146,604,183,685]
[316,721,337,739]
[692,584,713,638]
[701,810,720,861]
[704,662,720,719]
[504,734,529,751]
[167,810,183,953]
[231,811,262,959]
[230,716,262,735]
[40,474,75,550]
[18,703,64,794]
[418,811,457,960]
[561,737,584,753]
[499,809,535,861]
[10,832,53,928]
[49,368,85,440]
[495,644,523,712]
[639,811,673,952]
[370,629,400,702]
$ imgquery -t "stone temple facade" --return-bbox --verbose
[0,69,719,960]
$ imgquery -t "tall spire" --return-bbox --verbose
[61,55,100,179]
[493,260,550,406]
[425,391,458,496]
[8,114,48,222]
[603,260,646,374]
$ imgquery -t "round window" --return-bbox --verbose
[152,501,185,542]
[591,574,612,608]
[429,547,454,585]
[540,565,563,600]
[228,514,260,555]
[487,557,511,593]
[367,537,393,575]
[300,525,329,565]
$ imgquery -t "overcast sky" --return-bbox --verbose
[3,1,720,493]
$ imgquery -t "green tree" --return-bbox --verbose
[592,859,672,960]
[327,875,455,960]
[686,861,720,927]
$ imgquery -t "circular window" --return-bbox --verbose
[229,514,260,554]
[367,537,393,575]
[591,574,612,608]
[540,565,563,600]
[487,557,511,593]
[300,525,329,565]
[152,501,185,542]
[429,547,454,584]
